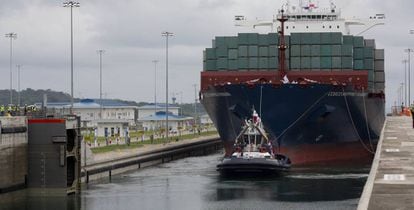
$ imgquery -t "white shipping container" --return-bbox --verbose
[374,60,385,71]
[364,39,376,48]
[375,71,385,82]
[374,49,384,60]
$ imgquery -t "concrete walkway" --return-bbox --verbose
[358,116,414,210]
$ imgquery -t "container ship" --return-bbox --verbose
[200,1,386,165]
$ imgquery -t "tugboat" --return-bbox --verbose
[217,109,291,176]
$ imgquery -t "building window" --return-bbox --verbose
[337,25,340,29]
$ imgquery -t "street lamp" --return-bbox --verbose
[405,48,413,105]
[152,59,159,135]
[162,31,173,143]
[193,84,198,134]
[5,33,17,105]
[16,64,22,107]
[97,49,105,119]
[403,59,408,106]
[63,1,80,113]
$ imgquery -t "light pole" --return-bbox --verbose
[405,48,414,105]
[162,31,173,143]
[5,33,17,105]
[97,49,105,119]
[152,59,159,135]
[63,1,80,113]
[17,64,22,107]
[403,59,408,106]
[193,84,198,134]
[152,60,159,114]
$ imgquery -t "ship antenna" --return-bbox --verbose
[277,9,288,79]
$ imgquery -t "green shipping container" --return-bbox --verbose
[332,57,342,69]
[311,57,321,69]
[268,58,278,69]
[353,48,364,59]
[258,34,269,46]
[310,33,321,44]
[238,46,248,57]
[268,33,279,45]
[259,47,269,57]
[343,35,354,45]
[217,58,228,69]
[248,33,258,45]
[301,45,311,57]
[206,48,216,60]
[320,57,332,69]
[238,58,248,69]
[206,60,216,70]
[353,36,364,47]
[320,45,332,56]
[341,57,353,69]
[364,47,374,58]
[228,59,238,70]
[249,46,258,57]
[331,33,343,44]
[228,49,238,59]
[238,33,249,45]
[311,45,321,56]
[249,57,258,69]
[353,59,364,70]
[215,37,226,47]
[285,48,290,58]
[320,33,332,44]
[227,37,238,49]
[301,57,311,69]
[364,59,374,70]
[291,33,301,45]
[291,45,301,56]
[269,45,279,57]
[301,33,312,44]
[332,45,342,56]
[341,45,353,56]
[216,46,228,58]
[259,58,268,69]
[290,57,301,69]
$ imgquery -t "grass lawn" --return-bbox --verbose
[89,131,218,154]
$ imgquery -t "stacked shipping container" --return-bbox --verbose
[203,32,384,91]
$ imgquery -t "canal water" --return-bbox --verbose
[1,153,369,210]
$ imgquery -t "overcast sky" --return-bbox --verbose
[0,0,412,111]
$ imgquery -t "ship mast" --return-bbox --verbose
[277,9,288,79]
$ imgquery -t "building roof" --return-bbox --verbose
[138,103,180,110]
[138,111,192,121]
[37,99,137,109]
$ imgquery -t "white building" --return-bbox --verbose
[39,99,137,137]
[137,104,180,119]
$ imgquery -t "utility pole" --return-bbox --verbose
[152,60,159,134]
[5,33,17,105]
[162,31,173,143]
[17,64,21,107]
[403,59,408,106]
[63,1,80,114]
[405,48,414,105]
[97,50,105,119]
[193,84,198,134]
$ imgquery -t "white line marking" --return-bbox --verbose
[386,137,398,140]
[385,149,400,152]
[384,174,406,181]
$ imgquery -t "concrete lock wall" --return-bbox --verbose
[0,117,28,193]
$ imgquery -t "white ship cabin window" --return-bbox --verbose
[293,26,295,29]
[286,26,288,29]
[306,26,309,29]
[329,25,332,29]
[337,25,340,29]
[323,26,325,28]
